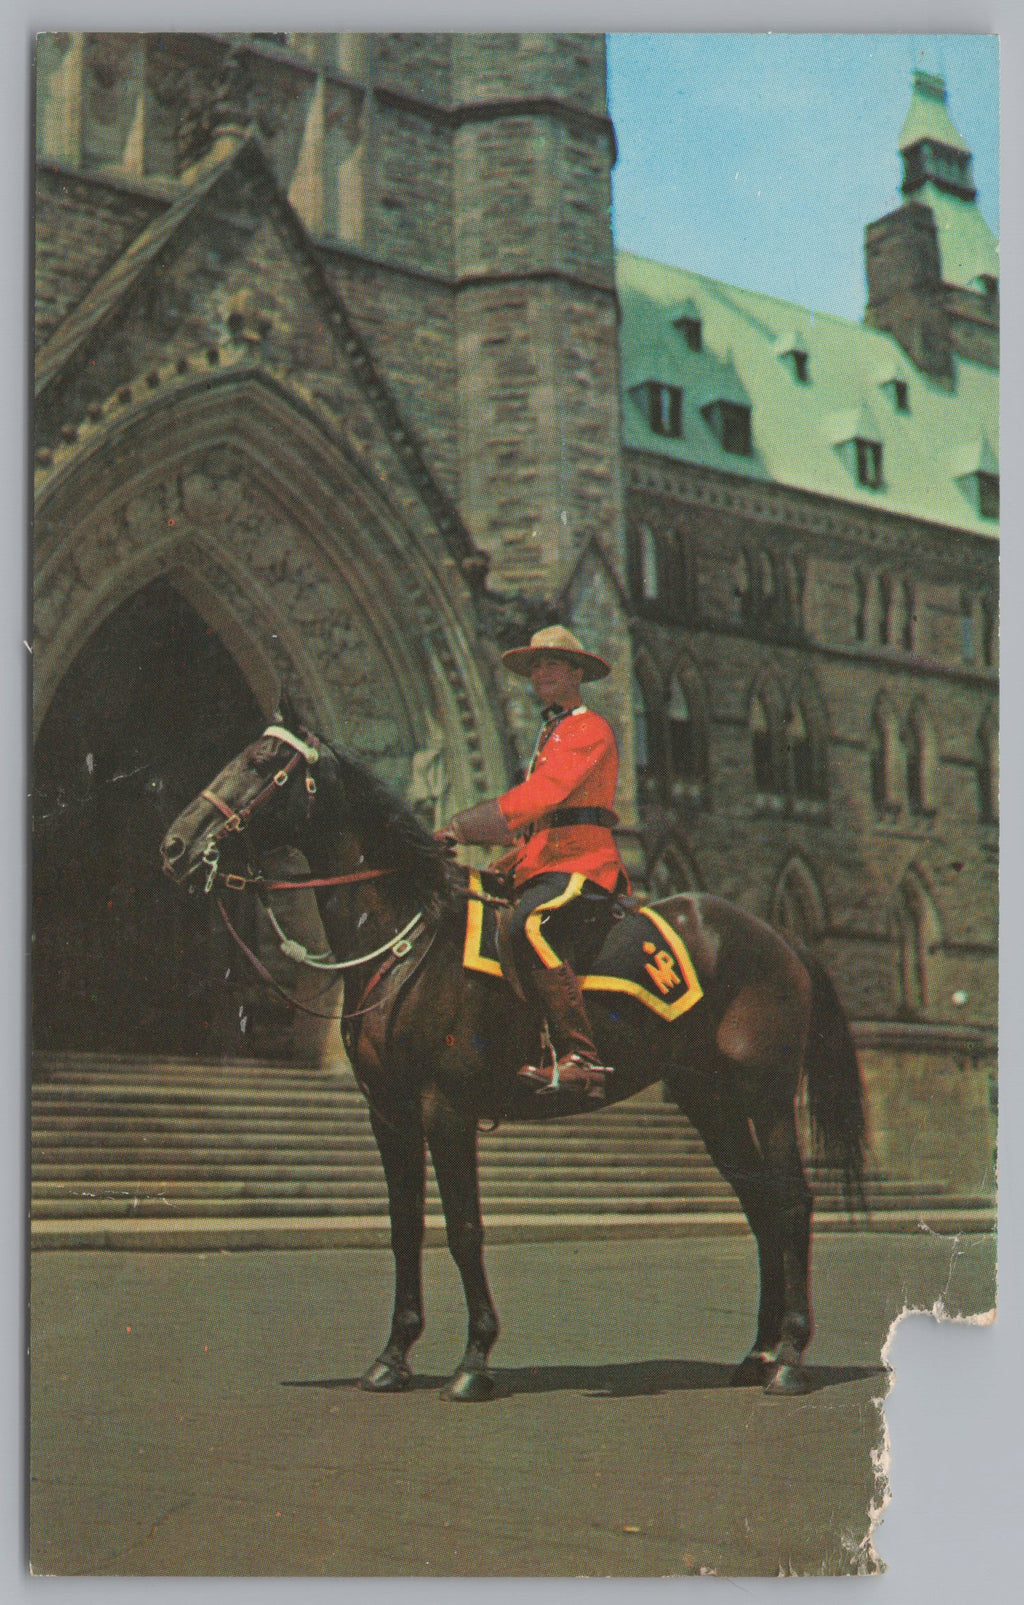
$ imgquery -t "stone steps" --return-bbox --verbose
[30,1051,994,1243]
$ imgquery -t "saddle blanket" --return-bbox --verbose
[462,872,704,1022]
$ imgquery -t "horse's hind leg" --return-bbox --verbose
[669,1079,786,1387]
[748,1089,814,1396]
[423,1089,500,1402]
[360,1109,427,1393]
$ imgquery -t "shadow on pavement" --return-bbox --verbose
[284,1358,887,1398]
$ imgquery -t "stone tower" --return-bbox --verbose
[864,69,999,379]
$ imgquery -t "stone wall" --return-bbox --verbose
[35,167,163,349]
[625,453,997,1048]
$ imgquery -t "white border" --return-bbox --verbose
[7,3,1021,1600]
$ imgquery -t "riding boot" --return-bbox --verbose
[518,964,614,1104]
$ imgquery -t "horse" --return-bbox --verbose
[160,715,868,1401]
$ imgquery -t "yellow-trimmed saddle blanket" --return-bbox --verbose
[462,872,704,1023]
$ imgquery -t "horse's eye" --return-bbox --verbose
[249,740,278,772]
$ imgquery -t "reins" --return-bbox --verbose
[214,896,432,1022]
[199,722,429,1021]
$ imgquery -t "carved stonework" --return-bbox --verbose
[35,450,404,755]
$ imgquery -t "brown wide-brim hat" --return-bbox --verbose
[501,625,611,682]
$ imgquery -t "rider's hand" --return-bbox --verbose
[434,827,459,855]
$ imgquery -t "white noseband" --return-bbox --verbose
[262,725,320,764]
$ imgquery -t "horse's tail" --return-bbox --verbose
[798,947,869,1215]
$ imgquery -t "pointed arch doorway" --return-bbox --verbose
[33,580,267,1056]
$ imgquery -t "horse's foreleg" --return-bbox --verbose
[749,1091,814,1396]
[360,1108,426,1393]
[674,1081,785,1387]
[423,1090,500,1402]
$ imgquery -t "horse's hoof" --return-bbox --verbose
[730,1352,773,1387]
[763,1362,811,1396]
[359,1358,412,1393]
[441,1368,495,1403]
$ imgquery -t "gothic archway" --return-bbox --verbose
[32,580,266,1054]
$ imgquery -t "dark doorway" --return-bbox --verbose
[32,581,272,1055]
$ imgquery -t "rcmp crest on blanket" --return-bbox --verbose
[462,872,704,1022]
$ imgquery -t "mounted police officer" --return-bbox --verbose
[439,626,628,1105]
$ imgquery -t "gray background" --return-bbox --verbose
[7,0,1022,1596]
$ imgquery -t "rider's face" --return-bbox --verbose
[529,654,584,708]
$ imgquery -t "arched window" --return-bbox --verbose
[978,596,996,668]
[771,856,826,947]
[759,550,776,604]
[786,704,816,799]
[733,550,752,623]
[960,591,976,662]
[668,678,696,780]
[785,556,806,632]
[853,570,870,643]
[891,870,938,1018]
[904,701,937,816]
[640,525,659,602]
[976,716,998,823]
[649,843,701,900]
[900,580,916,652]
[750,695,774,793]
[870,696,899,813]
[632,665,663,803]
[904,717,924,814]
[663,525,694,618]
[878,572,894,647]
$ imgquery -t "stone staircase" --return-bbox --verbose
[31,1052,995,1249]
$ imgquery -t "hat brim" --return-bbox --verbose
[501,646,611,682]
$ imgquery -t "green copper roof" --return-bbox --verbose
[899,71,972,155]
[920,183,999,290]
[616,249,999,538]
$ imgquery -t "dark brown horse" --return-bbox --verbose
[160,718,867,1400]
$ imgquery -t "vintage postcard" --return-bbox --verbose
[30,29,998,1577]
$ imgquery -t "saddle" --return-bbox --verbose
[462,871,703,1022]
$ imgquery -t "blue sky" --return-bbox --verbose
[607,33,1000,322]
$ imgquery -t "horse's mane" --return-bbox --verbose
[322,743,457,914]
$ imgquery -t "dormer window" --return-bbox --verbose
[829,405,884,490]
[855,439,884,489]
[975,472,999,520]
[775,331,810,383]
[702,400,752,456]
[632,382,683,439]
[677,317,702,353]
[889,379,909,412]
[952,435,999,521]
[671,300,703,353]
[876,364,911,413]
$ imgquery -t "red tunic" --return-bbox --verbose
[498,706,627,892]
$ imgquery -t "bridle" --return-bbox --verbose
[198,724,324,891]
[195,724,428,1011]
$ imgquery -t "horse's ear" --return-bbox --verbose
[273,684,302,732]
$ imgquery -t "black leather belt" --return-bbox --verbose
[540,807,619,830]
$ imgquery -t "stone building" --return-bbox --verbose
[32,37,996,1191]
[616,69,997,1190]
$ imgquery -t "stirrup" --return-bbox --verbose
[518,1054,611,1104]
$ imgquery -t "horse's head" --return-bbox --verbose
[160,722,327,890]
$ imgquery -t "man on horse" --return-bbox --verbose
[439,625,628,1105]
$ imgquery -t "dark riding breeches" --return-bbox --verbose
[506,872,617,985]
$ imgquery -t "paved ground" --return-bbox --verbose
[29,1231,995,1578]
